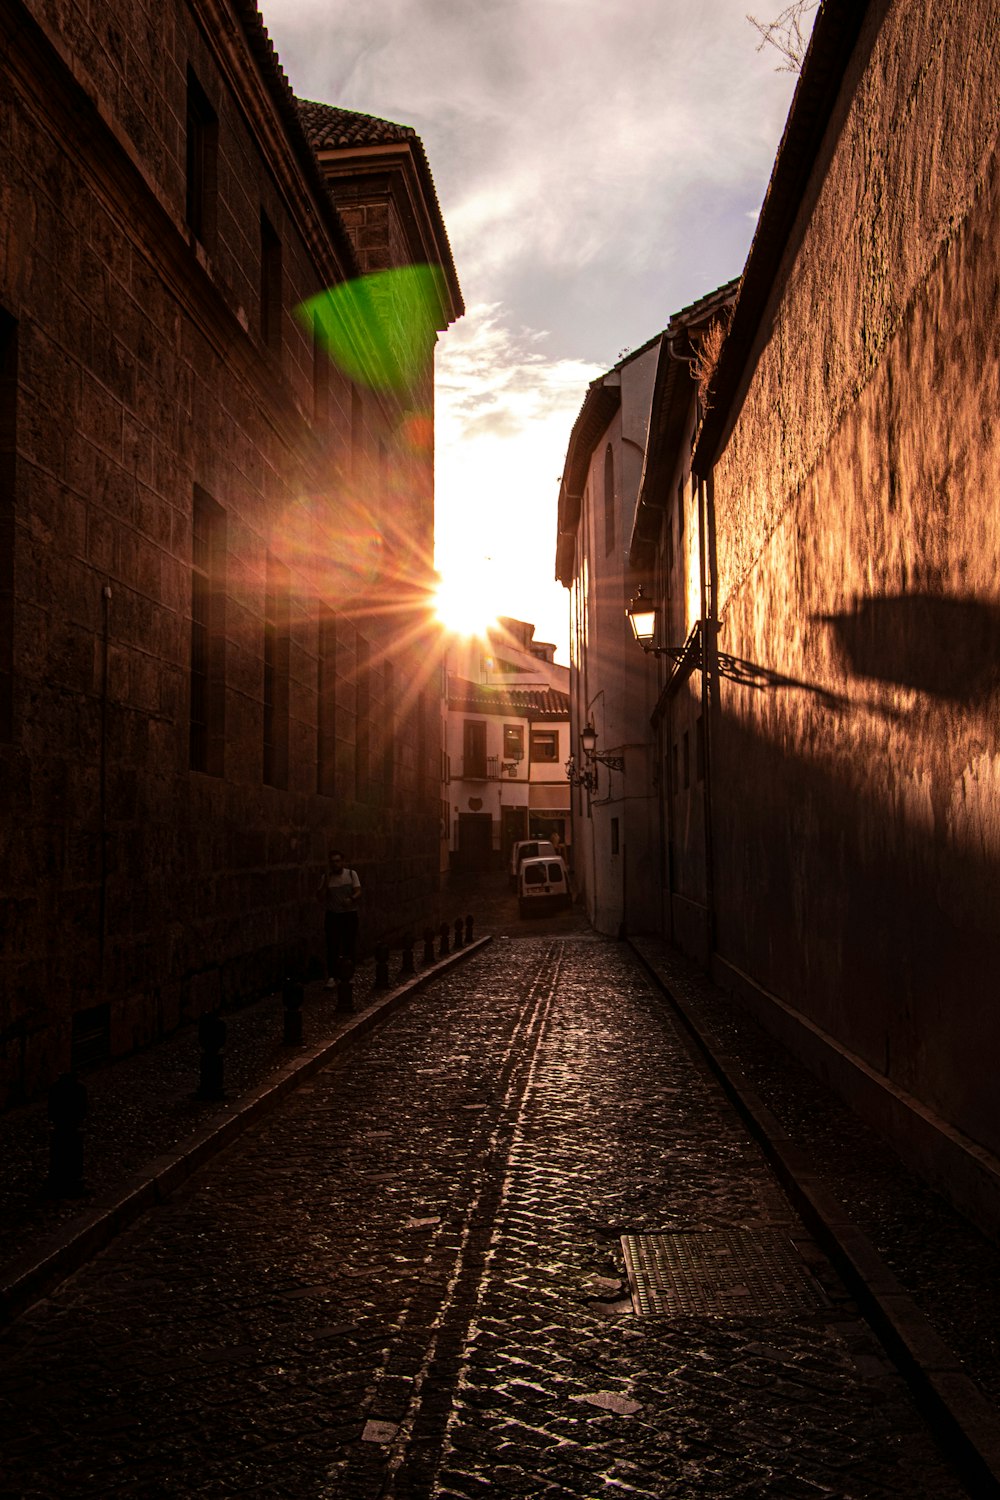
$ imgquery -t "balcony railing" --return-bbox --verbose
[459,755,521,781]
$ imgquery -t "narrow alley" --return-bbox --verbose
[0,910,982,1498]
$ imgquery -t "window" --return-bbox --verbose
[611,818,620,856]
[683,730,690,790]
[355,634,370,797]
[463,719,487,779]
[696,713,705,782]
[604,444,615,557]
[260,210,282,353]
[677,476,685,560]
[312,311,329,423]
[530,730,558,763]
[350,384,363,475]
[503,724,524,762]
[416,688,429,810]
[189,487,225,774]
[263,553,289,787]
[671,743,679,798]
[317,608,336,796]
[0,310,16,743]
[382,659,395,799]
[185,68,217,248]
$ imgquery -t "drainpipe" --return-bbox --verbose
[697,475,717,958]
[98,582,112,981]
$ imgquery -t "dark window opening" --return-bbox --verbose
[260,210,282,354]
[350,384,363,475]
[355,634,370,797]
[189,486,226,775]
[185,68,218,247]
[530,730,558,763]
[503,723,524,762]
[611,817,620,856]
[263,553,290,787]
[604,443,615,558]
[313,311,329,423]
[696,713,705,782]
[317,608,337,797]
[683,730,690,790]
[671,743,679,798]
[0,310,16,743]
[382,659,395,799]
[463,719,487,780]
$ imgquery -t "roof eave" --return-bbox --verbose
[555,378,621,584]
[693,0,879,474]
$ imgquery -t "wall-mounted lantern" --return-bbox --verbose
[579,722,624,774]
[625,585,688,660]
[565,753,597,794]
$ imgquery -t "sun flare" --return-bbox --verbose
[433,569,500,639]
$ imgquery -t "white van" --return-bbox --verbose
[509,839,557,890]
[518,855,570,917]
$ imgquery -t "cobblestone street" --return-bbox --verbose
[0,926,972,1498]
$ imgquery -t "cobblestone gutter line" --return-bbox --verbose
[630,937,1000,1500]
[0,936,492,1326]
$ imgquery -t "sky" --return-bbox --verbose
[259,0,808,661]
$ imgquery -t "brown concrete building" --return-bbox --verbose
[690,0,999,1232]
[0,0,461,1102]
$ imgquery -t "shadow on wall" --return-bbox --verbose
[709,628,1000,1168]
[818,593,1000,703]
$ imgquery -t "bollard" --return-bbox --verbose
[465,914,474,944]
[374,943,390,991]
[195,1010,227,1101]
[438,921,450,959]
[453,917,464,950]
[399,933,415,980]
[422,927,436,965]
[45,1071,88,1197]
[336,957,355,1015]
[282,976,304,1046]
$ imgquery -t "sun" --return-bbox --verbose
[432,569,500,639]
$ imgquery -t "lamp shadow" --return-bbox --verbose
[713,593,1000,721]
[817,593,1000,703]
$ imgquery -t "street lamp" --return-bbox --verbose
[625,586,688,661]
[565,754,597,794]
[579,722,624,774]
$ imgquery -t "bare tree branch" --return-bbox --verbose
[747,1,820,72]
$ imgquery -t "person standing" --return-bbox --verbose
[318,849,361,986]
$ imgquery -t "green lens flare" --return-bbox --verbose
[298,265,446,393]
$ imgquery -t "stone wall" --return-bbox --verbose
[710,0,1000,1159]
[0,0,448,1103]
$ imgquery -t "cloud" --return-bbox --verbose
[432,304,603,652]
[259,0,809,657]
[264,0,801,327]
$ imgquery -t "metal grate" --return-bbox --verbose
[621,1229,828,1317]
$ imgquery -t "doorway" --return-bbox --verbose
[456,812,493,870]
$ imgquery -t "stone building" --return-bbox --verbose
[580,0,1000,1234]
[0,0,461,1102]
[555,337,665,936]
[688,0,1000,1232]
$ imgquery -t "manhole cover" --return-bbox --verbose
[621,1229,828,1317]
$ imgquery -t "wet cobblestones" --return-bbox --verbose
[633,938,1000,1411]
[0,935,970,1497]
